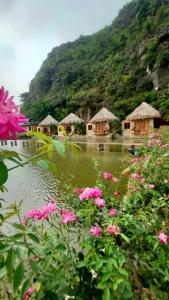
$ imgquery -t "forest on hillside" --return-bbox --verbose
[21,0,169,122]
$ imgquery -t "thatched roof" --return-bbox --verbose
[126,102,161,121]
[90,108,119,123]
[60,113,84,125]
[39,115,59,126]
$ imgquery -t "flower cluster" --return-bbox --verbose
[0,86,28,139]
[22,199,57,224]
[102,172,113,179]
[94,198,106,208]
[130,173,145,182]
[79,187,102,201]
[147,139,162,147]
[89,225,120,237]
[60,210,77,224]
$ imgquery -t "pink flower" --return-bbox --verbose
[130,173,145,182]
[94,198,106,208]
[79,187,102,201]
[112,177,118,183]
[113,192,120,197]
[23,287,35,300]
[102,172,113,179]
[107,225,120,236]
[109,208,117,216]
[0,86,28,140]
[148,133,162,139]
[130,158,142,164]
[159,232,169,244]
[74,188,84,195]
[143,156,149,162]
[27,208,42,220]
[160,144,169,149]
[90,226,102,237]
[163,153,169,157]
[147,139,162,147]
[41,199,57,219]
[148,184,155,190]
[61,210,76,224]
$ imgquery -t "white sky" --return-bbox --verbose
[0,0,128,103]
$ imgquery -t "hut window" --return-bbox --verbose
[124,123,130,129]
[88,125,92,130]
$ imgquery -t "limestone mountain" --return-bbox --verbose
[21,0,169,122]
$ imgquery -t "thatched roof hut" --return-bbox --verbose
[126,102,161,121]
[39,115,59,126]
[90,108,119,123]
[60,113,84,125]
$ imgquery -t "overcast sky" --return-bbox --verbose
[0,0,128,103]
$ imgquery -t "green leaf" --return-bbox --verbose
[21,279,30,299]
[120,233,130,244]
[36,159,49,170]
[11,223,25,231]
[6,248,15,279]
[28,233,40,243]
[0,267,7,279]
[103,288,111,300]
[53,140,65,158]
[13,262,24,292]
[0,161,8,186]
[27,131,50,142]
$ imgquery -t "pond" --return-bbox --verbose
[0,138,140,213]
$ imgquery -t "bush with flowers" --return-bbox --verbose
[0,86,169,299]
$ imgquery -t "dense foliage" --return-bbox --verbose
[21,0,169,123]
[0,128,169,299]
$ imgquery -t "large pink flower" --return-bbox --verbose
[94,198,106,208]
[0,86,28,139]
[109,208,117,216]
[159,232,169,244]
[107,225,120,236]
[90,226,102,237]
[41,199,57,219]
[79,187,102,201]
[61,210,77,224]
[102,172,113,179]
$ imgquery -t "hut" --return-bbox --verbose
[59,113,85,136]
[86,108,119,137]
[122,102,161,137]
[38,115,59,135]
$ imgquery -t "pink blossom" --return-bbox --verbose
[113,192,120,197]
[109,208,117,216]
[112,177,118,183]
[130,173,145,182]
[0,86,28,140]
[74,188,84,195]
[41,199,57,219]
[159,232,169,244]
[148,184,155,190]
[163,153,169,157]
[79,187,102,201]
[90,226,102,237]
[107,225,120,236]
[148,133,162,139]
[143,156,149,162]
[160,144,169,149]
[130,158,142,164]
[61,210,76,224]
[23,287,35,300]
[102,172,113,179]
[147,139,162,147]
[94,198,106,208]
[22,208,42,225]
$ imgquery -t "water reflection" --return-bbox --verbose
[1,139,130,212]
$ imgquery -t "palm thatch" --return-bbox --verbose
[60,113,84,125]
[39,115,59,126]
[126,102,161,121]
[90,108,119,123]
